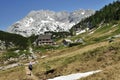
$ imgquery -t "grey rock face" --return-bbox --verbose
[7,9,95,37]
[0,40,15,50]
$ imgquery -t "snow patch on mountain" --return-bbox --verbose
[7,9,95,37]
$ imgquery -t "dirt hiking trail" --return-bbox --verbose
[25,66,39,80]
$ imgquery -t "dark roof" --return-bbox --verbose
[38,34,52,40]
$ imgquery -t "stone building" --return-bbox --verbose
[36,34,54,46]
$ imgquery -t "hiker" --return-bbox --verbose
[28,61,33,75]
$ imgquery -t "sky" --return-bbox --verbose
[0,0,116,31]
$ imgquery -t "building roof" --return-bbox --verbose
[63,39,73,43]
[38,34,52,40]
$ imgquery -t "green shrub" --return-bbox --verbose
[69,42,82,47]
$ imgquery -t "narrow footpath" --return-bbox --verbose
[25,66,39,80]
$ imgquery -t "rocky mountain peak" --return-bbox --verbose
[7,9,95,37]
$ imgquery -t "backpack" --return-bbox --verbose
[28,64,32,71]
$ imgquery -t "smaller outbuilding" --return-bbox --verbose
[62,39,73,46]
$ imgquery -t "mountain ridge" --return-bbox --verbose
[7,9,95,37]
[72,1,120,31]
